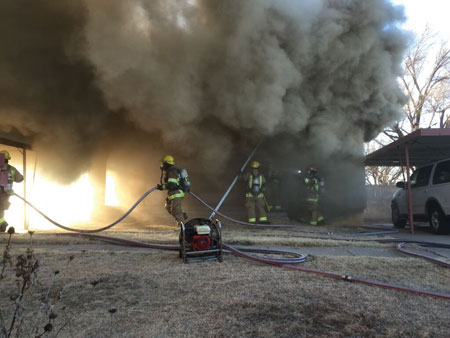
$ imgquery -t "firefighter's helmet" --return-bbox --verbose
[307,164,317,175]
[162,155,175,165]
[0,150,11,161]
[250,161,260,169]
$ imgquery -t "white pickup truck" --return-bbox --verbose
[391,158,450,234]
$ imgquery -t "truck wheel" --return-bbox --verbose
[429,205,449,234]
[392,204,406,228]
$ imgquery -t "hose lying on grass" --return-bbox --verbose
[55,232,450,301]
[11,190,450,301]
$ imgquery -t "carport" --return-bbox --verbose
[365,128,450,233]
[0,136,32,230]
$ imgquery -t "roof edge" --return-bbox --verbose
[0,137,32,150]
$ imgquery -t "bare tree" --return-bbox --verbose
[428,79,450,128]
[364,143,402,186]
[398,26,450,133]
[366,27,450,185]
[365,165,403,186]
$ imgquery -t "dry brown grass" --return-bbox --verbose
[1,229,450,338]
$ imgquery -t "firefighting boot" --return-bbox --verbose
[0,219,8,233]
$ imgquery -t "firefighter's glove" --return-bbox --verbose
[156,184,163,190]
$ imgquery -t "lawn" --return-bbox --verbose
[1,226,449,338]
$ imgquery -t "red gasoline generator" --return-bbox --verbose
[179,218,223,263]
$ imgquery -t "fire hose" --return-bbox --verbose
[9,189,450,300]
[6,139,450,300]
[12,187,158,233]
[191,191,399,236]
[56,232,450,301]
[14,186,396,237]
[191,191,450,269]
[14,189,306,265]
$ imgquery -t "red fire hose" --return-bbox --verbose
[11,190,450,301]
[53,232,450,301]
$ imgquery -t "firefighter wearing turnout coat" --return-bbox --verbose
[0,150,24,232]
[243,161,270,224]
[157,155,189,226]
[304,164,324,225]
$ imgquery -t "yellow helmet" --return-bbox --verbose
[250,160,260,169]
[162,155,175,165]
[0,150,11,161]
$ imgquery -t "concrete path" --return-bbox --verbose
[238,224,450,259]
[4,224,450,260]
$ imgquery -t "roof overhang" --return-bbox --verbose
[0,136,32,150]
[365,128,450,167]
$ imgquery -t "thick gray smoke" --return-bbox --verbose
[0,1,113,182]
[0,0,407,213]
[83,0,407,162]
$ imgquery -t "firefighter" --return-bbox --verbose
[266,167,282,212]
[156,155,188,226]
[243,161,270,224]
[0,150,23,232]
[304,164,324,225]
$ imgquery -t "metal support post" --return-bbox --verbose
[397,146,407,184]
[23,148,27,230]
[404,143,414,234]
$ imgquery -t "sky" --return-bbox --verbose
[392,0,450,39]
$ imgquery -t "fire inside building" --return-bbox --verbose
[1,4,450,324]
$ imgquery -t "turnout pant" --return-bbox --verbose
[266,182,282,211]
[307,201,323,225]
[165,197,185,223]
[245,196,268,223]
[0,195,11,232]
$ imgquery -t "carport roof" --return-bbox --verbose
[365,128,450,167]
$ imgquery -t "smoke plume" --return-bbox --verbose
[1,0,407,212]
[83,0,407,159]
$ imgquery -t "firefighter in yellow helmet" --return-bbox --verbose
[0,150,24,232]
[304,164,324,225]
[242,160,270,224]
[157,155,189,226]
